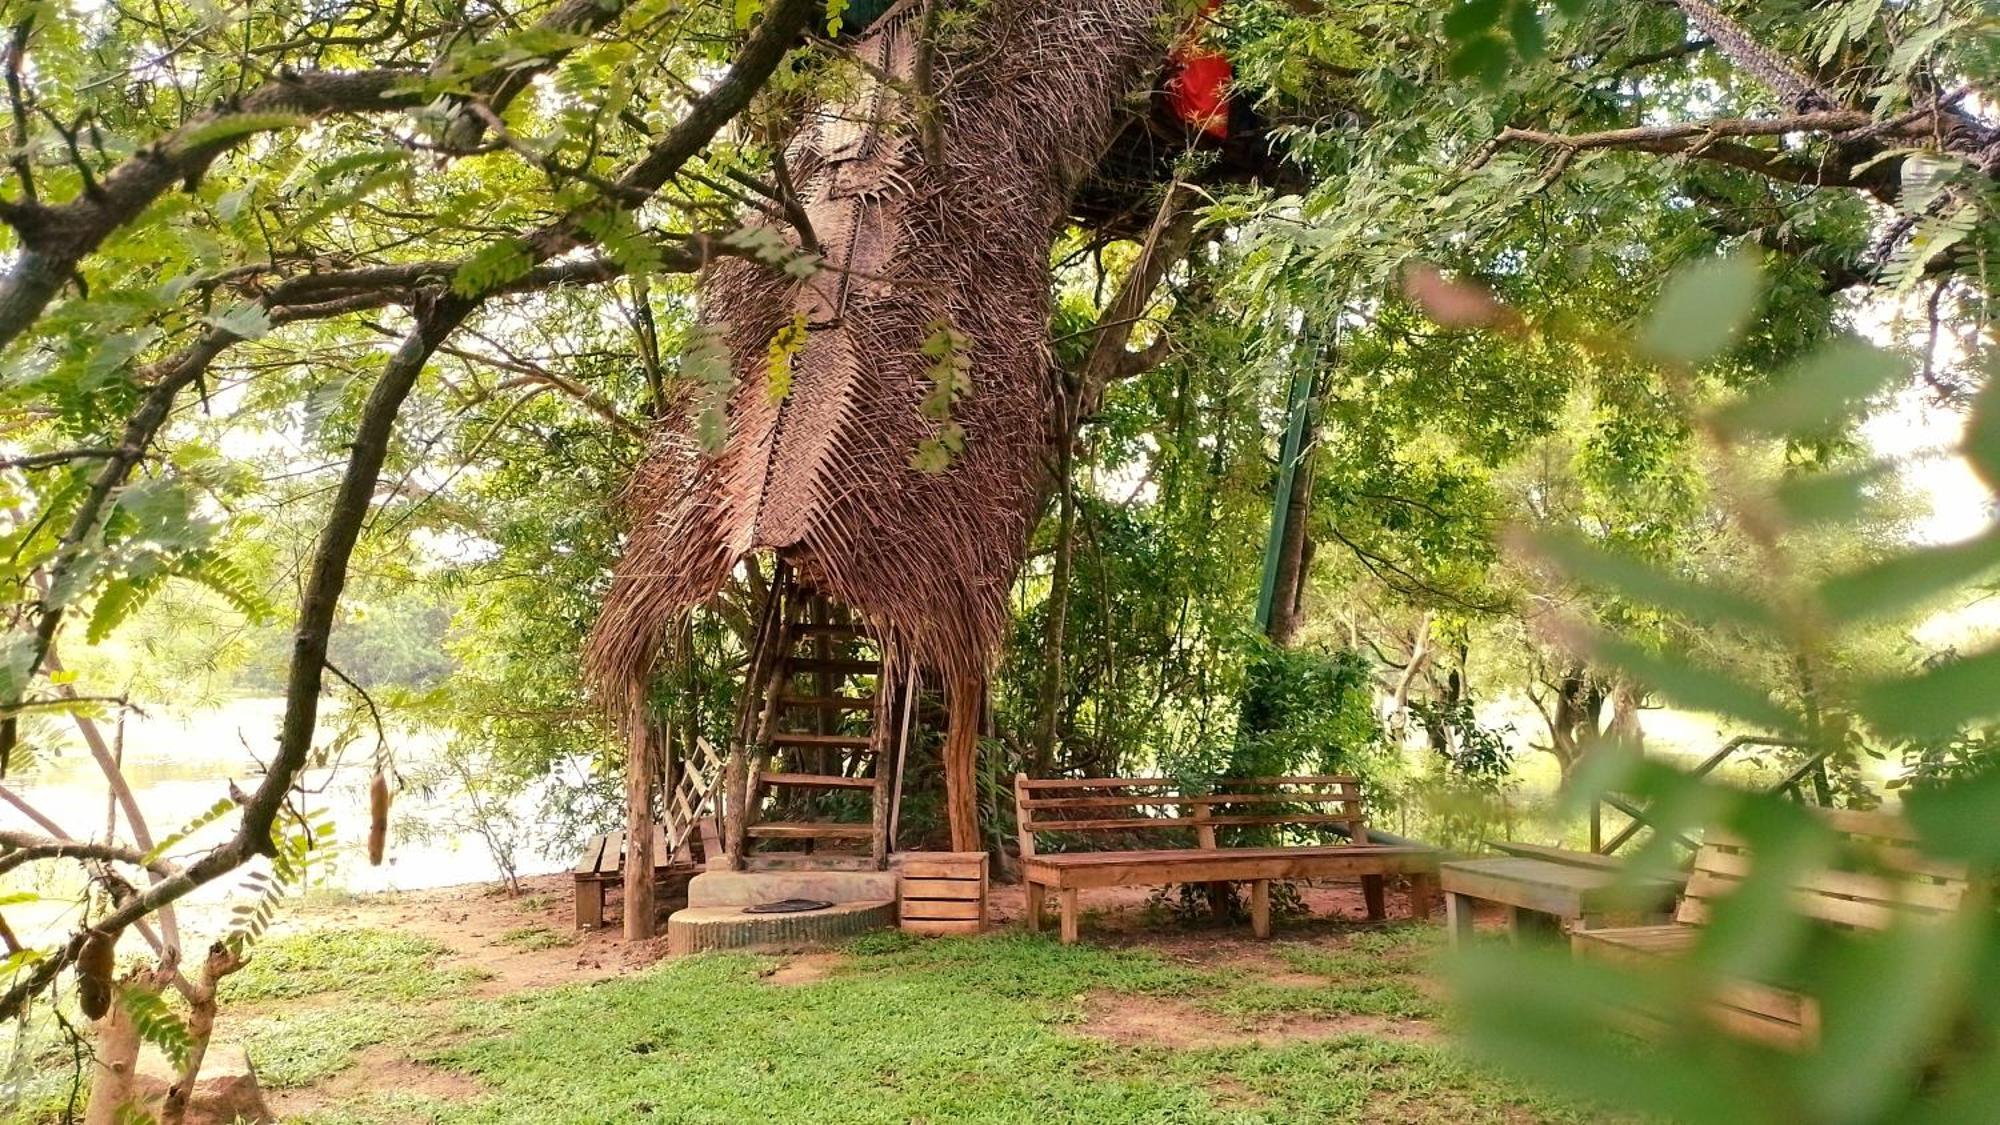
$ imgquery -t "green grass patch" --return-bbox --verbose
[498,925,573,951]
[241,1005,406,1088]
[225,928,480,1004]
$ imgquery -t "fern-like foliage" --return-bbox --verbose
[140,796,237,865]
[117,985,192,1070]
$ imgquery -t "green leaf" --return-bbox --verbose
[207,304,272,341]
[1442,0,1504,40]
[1637,254,1764,366]
[1816,529,2000,625]
[1964,350,2000,492]
[1446,34,1510,87]
[1712,338,1907,439]
[1774,462,1894,528]
[172,112,309,155]
[1902,767,2000,865]
[1857,646,2000,740]
[1527,529,1777,631]
[1505,0,1545,59]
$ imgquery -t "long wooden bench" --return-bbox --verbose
[1573,809,1973,1048]
[1014,774,1440,944]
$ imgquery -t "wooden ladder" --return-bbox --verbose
[737,585,896,871]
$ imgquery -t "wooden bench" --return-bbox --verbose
[1014,774,1440,944]
[572,820,715,930]
[1573,809,1973,1048]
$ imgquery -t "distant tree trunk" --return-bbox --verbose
[1265,438,1315,646]
[1606,677,1645,753]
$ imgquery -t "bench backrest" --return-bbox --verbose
[1677,809,1972,930]
[1012,773,1368,858]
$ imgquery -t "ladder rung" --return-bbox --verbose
[758,772,875,790]
[794,623,868,638]
[780,695,877,711]
[769,732,874,749]
[788,659,879,676]
[747,822,874,840]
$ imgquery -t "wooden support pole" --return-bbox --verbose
[623,725,658,940]
[943,673,984,854]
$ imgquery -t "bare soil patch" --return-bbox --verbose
[760,950,843,985]
[1080,991,1440,1049]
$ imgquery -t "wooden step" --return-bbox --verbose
[787,658,880,677]
[744,853,878,872]
[794,623,869,638]
[769,732,874,750]
[758,772,875,790]
[779,695,876,711]
[747,822,874,840]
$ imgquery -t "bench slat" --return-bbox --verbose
[1023,813,1364,833]
[1021,792,1361,811]
[1018,775,1361,789]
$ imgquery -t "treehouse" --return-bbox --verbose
[583,0,1297,939]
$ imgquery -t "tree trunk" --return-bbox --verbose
[944,674,984,853]
[623,720,658,939]
[161,944,245,1125]
[1266,437,1315,645]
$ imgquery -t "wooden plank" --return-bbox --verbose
[746,822,873,840]
[768,732,874,749]
[1018,774,1361,789]
[901,918,981,936]
[786,658,879,676]
[1023,848,1438,890]
[1021,792,1361,811]
[901,899,982,920]
[901,877,983,900]
[573,833,609,876]
[759,771,875,789]
[1023,813,1365,833]
[902,856,986,879]
[1817,808,1917,841]
[1486,841,1633,872]
[779,695,876,710]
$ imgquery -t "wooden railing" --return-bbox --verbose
[1591,735,1825,856]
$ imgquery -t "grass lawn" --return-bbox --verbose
[186,920,1594,1124]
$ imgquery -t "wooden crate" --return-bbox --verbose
[898,851,988,935]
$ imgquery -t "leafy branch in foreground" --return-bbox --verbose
[1416,255,2000,1122]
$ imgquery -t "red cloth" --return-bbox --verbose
[1166,0,1231,139]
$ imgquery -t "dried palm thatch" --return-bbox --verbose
[588,0,1172,724]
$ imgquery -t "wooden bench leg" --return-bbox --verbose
[1026,882,1046,933]
[1444,891,1475,950]
[575,876,602,931]
[1506,906,1563,946]
[1250,880,1271,939]
[1058,888,1080,945]
[1361,874,1387,921]
[1407,874,1440,920]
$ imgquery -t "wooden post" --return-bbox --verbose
[1445,891,1475,949]
[1025,882,1045,932]
[624,725,658,939]
[1250,879,1271,939]
[1058,887,1080,945]
[943,673,983,854]
[869,644,896,870]
[722,747,748,871]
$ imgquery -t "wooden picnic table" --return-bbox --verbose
[1440,855,1681,948]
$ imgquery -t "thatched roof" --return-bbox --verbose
[587,0,1171,716]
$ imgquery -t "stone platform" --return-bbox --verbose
[666,900,896,955]
[666,869,898,954]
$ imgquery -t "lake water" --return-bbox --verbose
[1,698,568,945]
